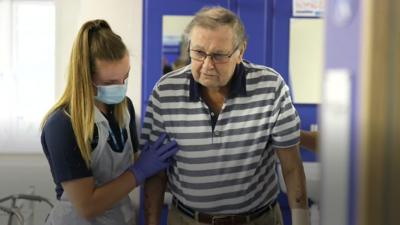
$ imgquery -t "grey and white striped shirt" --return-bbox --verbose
[141,61,300,214]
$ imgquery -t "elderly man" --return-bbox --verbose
[141,6,310,225]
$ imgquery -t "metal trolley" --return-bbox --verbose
[0,194,53,225]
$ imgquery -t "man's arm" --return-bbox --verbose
[144,171,167,225]
[276,144,310,225]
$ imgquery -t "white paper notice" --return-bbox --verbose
[289,18,324,104]
[293,0,325,17]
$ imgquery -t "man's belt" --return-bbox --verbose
[172,197,277,225]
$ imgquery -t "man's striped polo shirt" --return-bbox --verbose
[141,60,300,214]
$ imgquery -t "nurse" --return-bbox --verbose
[40,19,178,225]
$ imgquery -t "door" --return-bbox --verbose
[141,0,273,118]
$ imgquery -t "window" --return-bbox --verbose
[0,0,55,153]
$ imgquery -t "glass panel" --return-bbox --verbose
[0,0,55,153]
[162,15,192,74]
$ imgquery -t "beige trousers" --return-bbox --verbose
[167,203,284,225]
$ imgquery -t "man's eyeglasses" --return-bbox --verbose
[189,44,240,64]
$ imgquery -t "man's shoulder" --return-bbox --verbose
[160,65,191,81]
[155,65,192,90]
[242,60,283,82]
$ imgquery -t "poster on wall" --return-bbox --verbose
[293,0,325,17]
[289,18,324,104]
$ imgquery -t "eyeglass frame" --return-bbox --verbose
[188,42,240,64]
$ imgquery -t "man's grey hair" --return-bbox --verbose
[184,6,248,48]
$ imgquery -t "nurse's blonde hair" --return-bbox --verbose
[42,19,128,167]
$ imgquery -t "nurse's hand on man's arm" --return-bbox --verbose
[128,133,178,185]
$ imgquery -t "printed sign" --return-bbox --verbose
[293,0,325,17]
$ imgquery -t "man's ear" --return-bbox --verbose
[237,42,247,63]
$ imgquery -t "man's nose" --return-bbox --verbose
[202,55,215,70]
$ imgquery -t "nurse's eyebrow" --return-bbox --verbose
[110,68,130,82]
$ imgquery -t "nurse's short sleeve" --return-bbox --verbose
[41,109,92,183]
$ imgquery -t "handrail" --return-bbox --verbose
[0,194,53,208]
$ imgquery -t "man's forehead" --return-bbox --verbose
[190,25,233,36]
[190,26,235,46]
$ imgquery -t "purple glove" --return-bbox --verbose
[128,133,178,185]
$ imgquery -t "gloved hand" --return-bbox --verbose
[128,133,178,185]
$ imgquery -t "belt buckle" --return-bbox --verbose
[211,215,231,225]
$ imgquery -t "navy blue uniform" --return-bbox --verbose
[41,98,138,199]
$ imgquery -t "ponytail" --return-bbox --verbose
[42,19,128,167]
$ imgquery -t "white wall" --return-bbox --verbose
[0,0,143,224]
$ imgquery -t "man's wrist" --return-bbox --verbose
[291,208,310,225]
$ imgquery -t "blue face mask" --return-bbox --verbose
[95,80,128,105]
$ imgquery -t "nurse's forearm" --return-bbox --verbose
[61,171,138,220]
[300,130,319,152]
[144,171,167,225]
